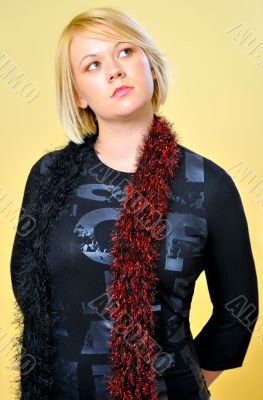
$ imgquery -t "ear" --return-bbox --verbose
[76,93,88,109]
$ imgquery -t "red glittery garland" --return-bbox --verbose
[105,113,181,399]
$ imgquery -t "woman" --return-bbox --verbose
[10,6,259,400]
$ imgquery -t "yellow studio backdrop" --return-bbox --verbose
[0,1,262,399]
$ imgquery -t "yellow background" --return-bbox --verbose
[0,1,262,399]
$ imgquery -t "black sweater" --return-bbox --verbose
[11,143,259,400]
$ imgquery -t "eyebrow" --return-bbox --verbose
[79,41,127,67]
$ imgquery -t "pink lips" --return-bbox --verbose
[112,86,133,97]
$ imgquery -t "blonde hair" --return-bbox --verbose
[55,6,172,144]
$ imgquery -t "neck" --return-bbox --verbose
[93,110,155,171]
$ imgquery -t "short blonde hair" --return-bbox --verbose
[55,6,172,144]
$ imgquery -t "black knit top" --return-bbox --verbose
[11,143,259,400]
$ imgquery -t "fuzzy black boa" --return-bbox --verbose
[11,129,99,400]
[11,113,181,399]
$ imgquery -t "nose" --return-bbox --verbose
[107,68,126,82]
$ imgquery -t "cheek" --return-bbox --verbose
[78,75,103,98]
[138,68,155,92]
[74,74,88,98]
[136,60,153,83]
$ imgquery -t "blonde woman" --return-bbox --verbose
[10,6,258,400]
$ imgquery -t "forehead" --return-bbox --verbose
[69,35,125,68]
[70,22,126,54]
[69,23,134,68]
[90,21,121,37]
[71,22,123,48]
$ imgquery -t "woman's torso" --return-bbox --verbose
[47,144,211,399]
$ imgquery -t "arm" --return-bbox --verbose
[10,150,60,310]
[10,149,62,309]
[193,169,259,384]
[201,368,223,387]
[10,159,42,310]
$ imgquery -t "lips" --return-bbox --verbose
[112,86,133,97]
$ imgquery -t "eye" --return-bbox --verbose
[86,61,99,71]
[119,47,133,57]
[86,47,133,71]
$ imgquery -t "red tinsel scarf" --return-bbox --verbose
[105,113,181,399]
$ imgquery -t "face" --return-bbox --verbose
[69,24,156,123]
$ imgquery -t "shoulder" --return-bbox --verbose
[29,137,89,178]
[177,146,247,234]
[180,144,246,220]
[38,149,62,175]
[20,150,61,197]
[178,144,235,186]
[29,147,66,178]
